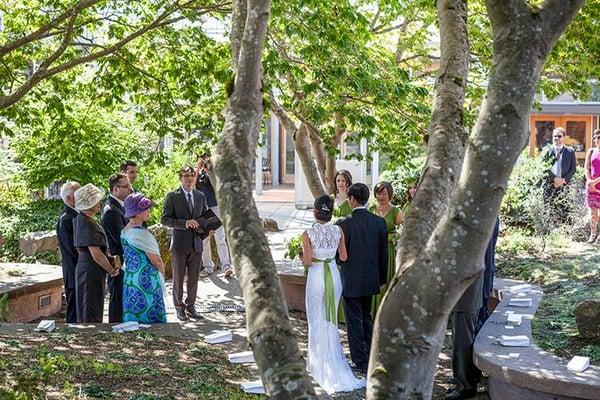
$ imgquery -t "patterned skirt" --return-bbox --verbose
[122,243,167,323]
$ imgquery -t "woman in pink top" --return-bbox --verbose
[585,129,600,242]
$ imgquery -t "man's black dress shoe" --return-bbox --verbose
[176,308,188,321]
[186,306,203,319]
[445,388,477,400]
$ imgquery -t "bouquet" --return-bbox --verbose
[284,234,303,260]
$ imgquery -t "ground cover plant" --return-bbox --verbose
[0,329,262,399]
[497,229,600,364]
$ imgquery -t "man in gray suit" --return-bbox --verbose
[161,166,208,321]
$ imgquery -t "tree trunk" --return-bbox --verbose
[294,123,329,198]
[368,0,585,398]
[212,0,317,398]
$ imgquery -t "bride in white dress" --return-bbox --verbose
[301,195,366,394]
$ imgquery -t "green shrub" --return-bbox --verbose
[501,150,585,231]
[378,155,425,208]
[0,199,63,262]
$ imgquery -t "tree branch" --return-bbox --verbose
[540,0,587,47]
[37,13,79,73]
[373,19,412,35]
[0,5,190,110]
[0,0,102,57]
[269,91,298,136]
[394,0,469,267]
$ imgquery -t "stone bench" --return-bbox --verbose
[474,278,600,400]
[0,263,63,323]
[276,259,306,312]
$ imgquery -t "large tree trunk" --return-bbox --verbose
[368,0,585,398]
[211,0,317,398]
[294,123,329,198]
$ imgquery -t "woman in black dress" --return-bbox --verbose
[73,183,120,322]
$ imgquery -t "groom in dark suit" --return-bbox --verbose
[161,165,208,321]
[336,183,388,373]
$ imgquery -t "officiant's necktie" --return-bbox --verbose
[312,257,337,325]
[187,192,194,214]
[551,147,563,177]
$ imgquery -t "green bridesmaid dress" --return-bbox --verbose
[333,198,352,323]
[369,205,400,317]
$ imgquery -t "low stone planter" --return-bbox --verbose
[18,231,58,256]
[276,259,306,312]
[0,263,63,323]
[474,278,600,400]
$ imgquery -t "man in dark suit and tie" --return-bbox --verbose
[56,181,81,323]
[161,166,208,321]
[542,127,577,218]
[335,183,388,374]
[101,173,131,323]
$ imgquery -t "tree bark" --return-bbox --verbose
[368,0,585,398]
[270,93,329,197]
[212,0,317,398]
[294,123,329,198]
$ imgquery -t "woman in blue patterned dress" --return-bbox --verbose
[121,193,167,323]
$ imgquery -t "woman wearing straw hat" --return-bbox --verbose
[121,193,167,323]
[73,183,119,322]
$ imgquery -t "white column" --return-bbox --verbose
[371,150,380,188]
[359,138,368,184]
[255,143,263,195]
[270,116,280,186]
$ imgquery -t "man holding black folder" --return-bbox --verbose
[161,166,216,321]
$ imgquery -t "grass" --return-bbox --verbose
[497,228,600,364]
[0,330,263,399]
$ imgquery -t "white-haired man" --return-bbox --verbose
[56,181,80,323]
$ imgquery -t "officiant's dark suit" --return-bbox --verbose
[336,183,388,372]
[101,192,128,323]
[541,128,576,203]
[161,166,208,320]
[57,204,79,323]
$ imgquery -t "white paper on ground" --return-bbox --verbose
[34,320,55,333]
[112,321,139,333]
[504,325,515,330]
[506,313,523,326]
[228,350,255,364]
[509,298,533,307]
[240,380,265,394]
[508,284,532,293]
[508,353,520,358]
[567,356,590,372]
[204,330,233,344]
[499,335,530,347]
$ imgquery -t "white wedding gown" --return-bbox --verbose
[305,222,366,394]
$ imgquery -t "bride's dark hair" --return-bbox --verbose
[314,195,334,222]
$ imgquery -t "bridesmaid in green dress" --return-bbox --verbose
[332,169,352,323]
[332,170,353,218]
[369,181,403,317]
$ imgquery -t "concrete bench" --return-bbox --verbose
[474,278,600,400]
[276,259,306,312]
[0,263,63,323]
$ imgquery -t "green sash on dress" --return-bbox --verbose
[312,257,337,325]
